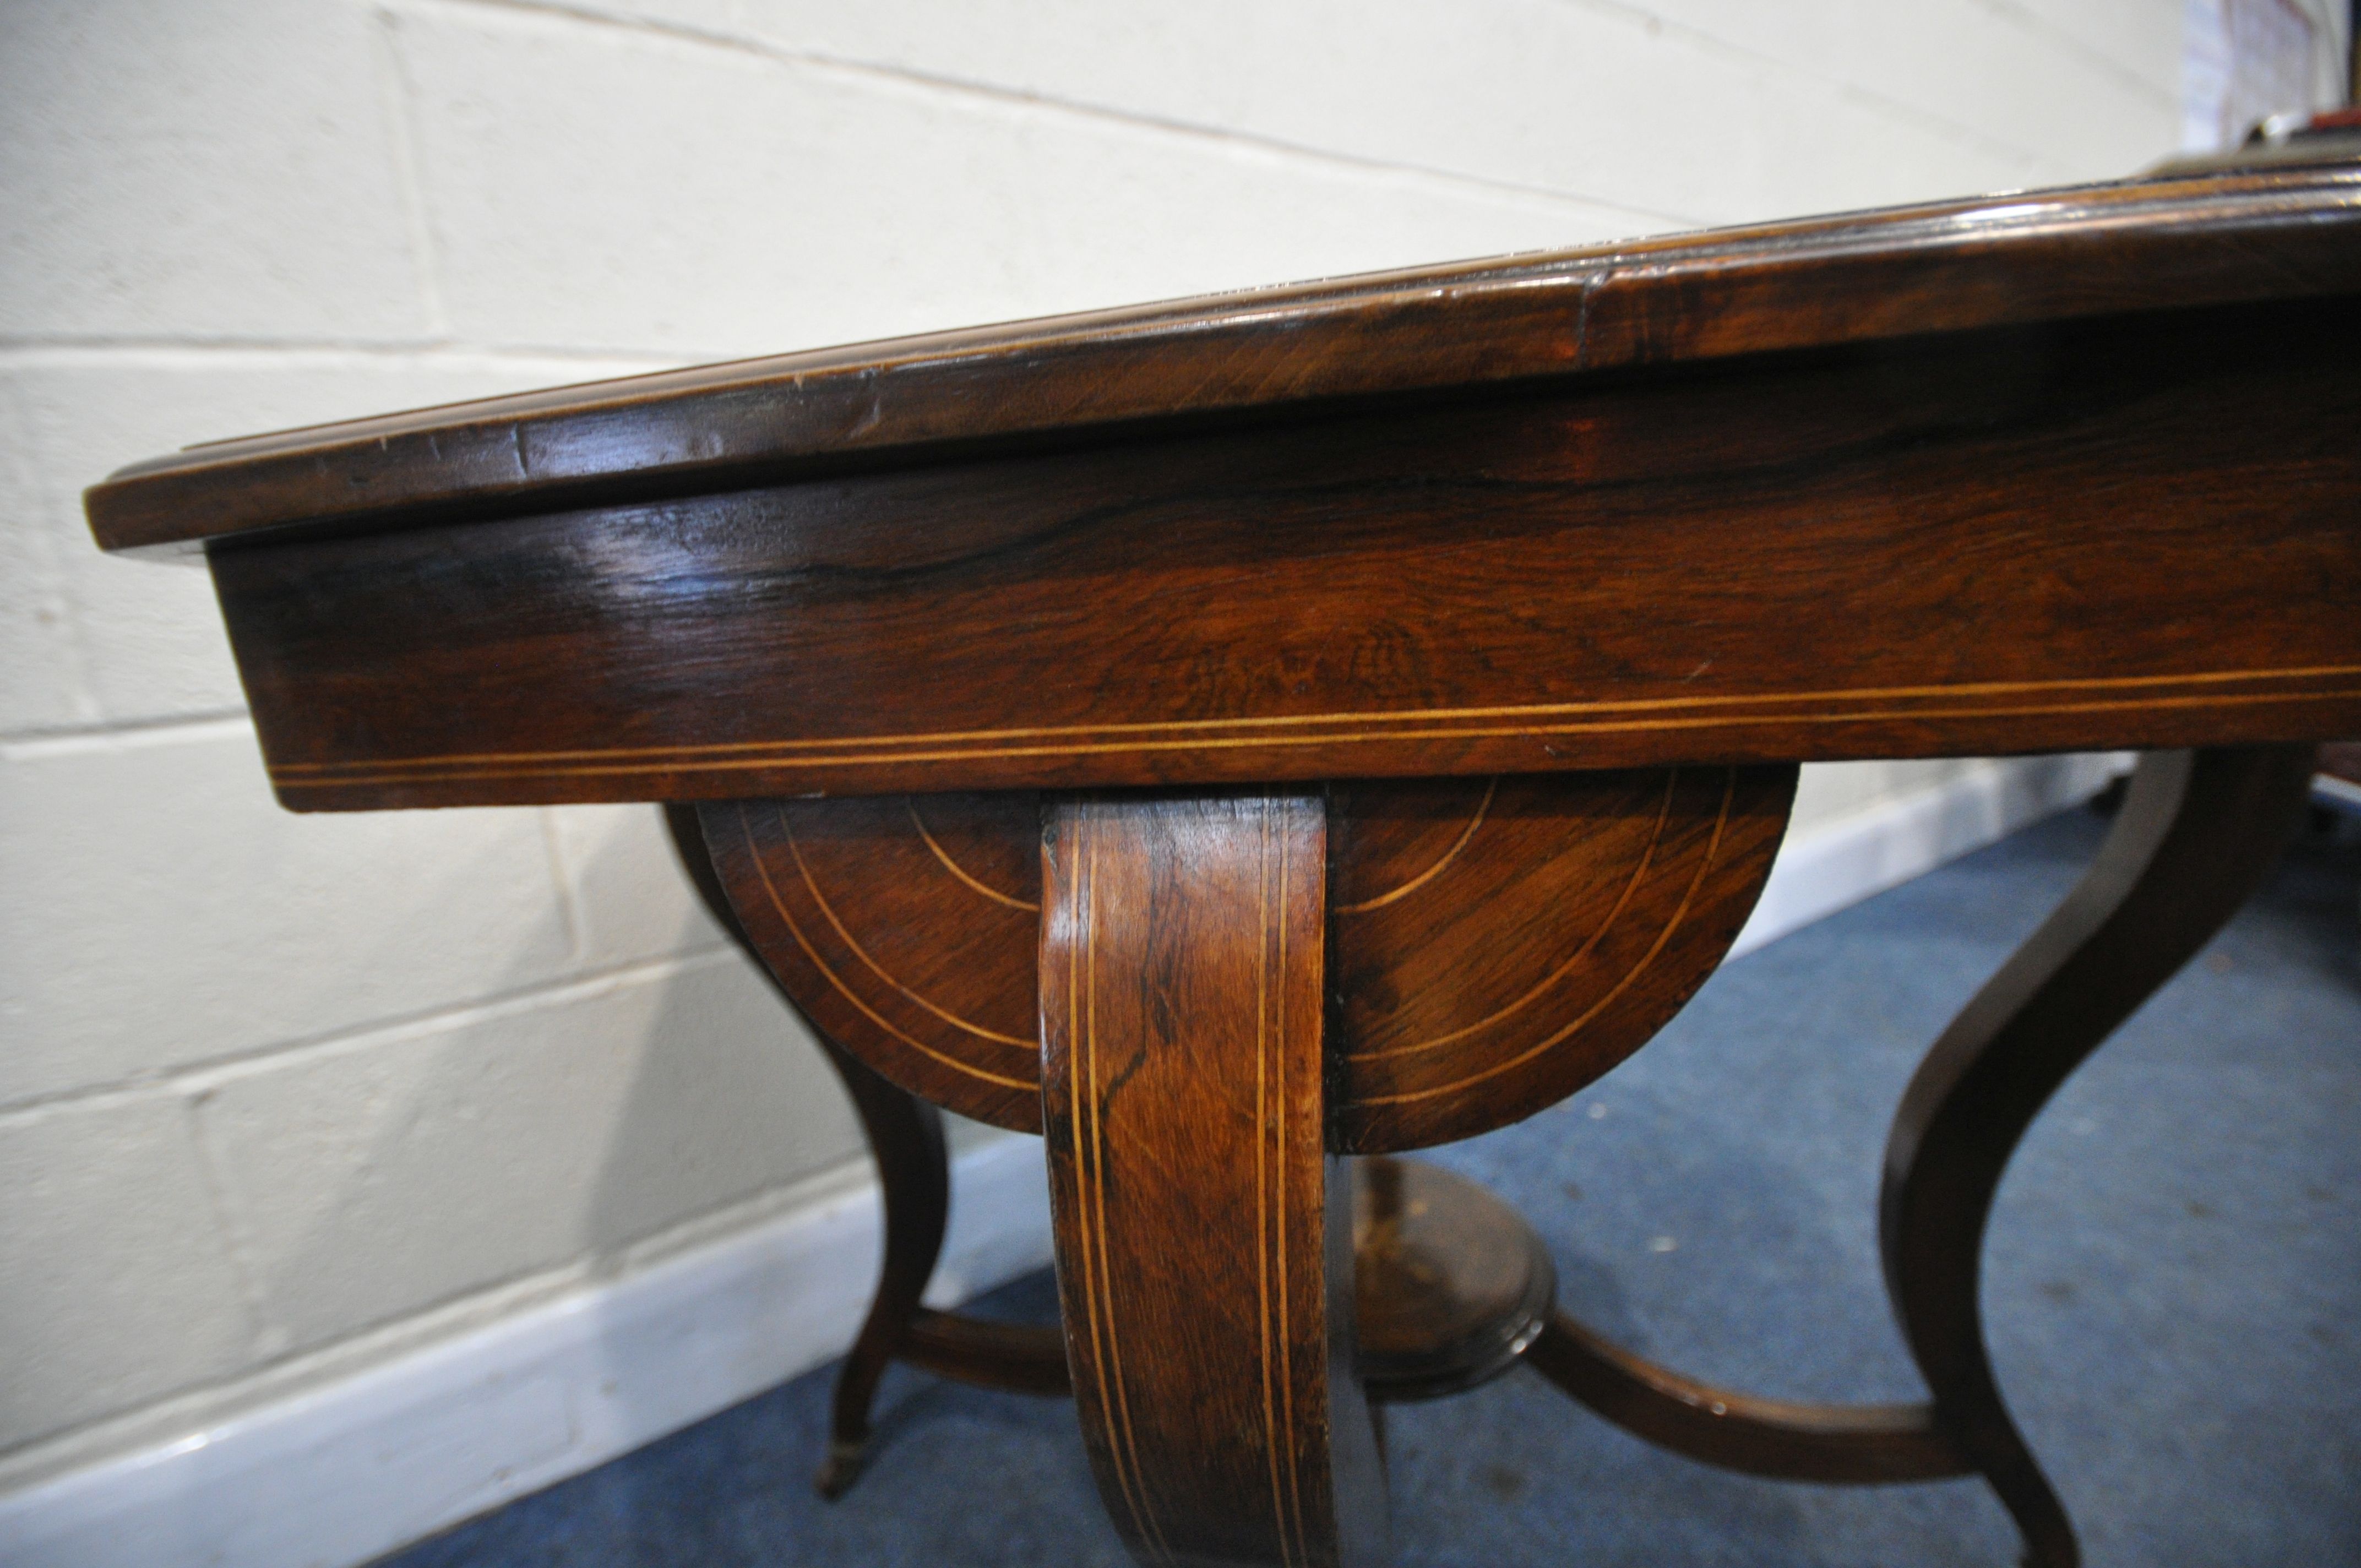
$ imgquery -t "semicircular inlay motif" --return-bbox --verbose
[701,792,1045,1133]
[1328,767,1794,1151]
[699,767,1793,1148]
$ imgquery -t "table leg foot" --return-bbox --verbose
[1878,746,2315,1568]
[1041,792,1388,1567]
[811,1058,949,1500]
[813,1439,871,1501]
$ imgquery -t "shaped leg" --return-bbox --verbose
[665,805,951,1498]
[1880,745,2315,1566]
[1040,793,1388,1567]
[808,1053,951,1498]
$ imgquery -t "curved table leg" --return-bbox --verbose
[665,805,952,1499]
[806,1053,950,1499]
[1041,793,1388,1567]
[1879,745,2315,1567]
[1524,1309,1970,1482]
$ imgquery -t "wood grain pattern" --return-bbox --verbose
[1041,793,1385,1567]
[695,793,1042,1133]
[660,803,959,1498]
[78,146,2361,1568]
[203,298,2361,810]
[86,165,2361,556]
[1879,745,2316,1568]
[1354,1157,1555,1404]
[682,1153,1576,1413]
[697,770,1790,1149]
[1524,1311,1969,1483]
[1329,767,1794,1150]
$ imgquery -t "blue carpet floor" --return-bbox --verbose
[384,803,2360,1567]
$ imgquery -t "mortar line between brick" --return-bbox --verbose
[0,1144,880,1488]
[414,0,1706,231]
[0,712,253,755]
[0,945,741,1124]
[1549,0,2168,162]
[372,6,454,337]
[179,1091,284,1364]
[1961,0,2184,107]
[0,1249,607,1484]
[1,383,108,731]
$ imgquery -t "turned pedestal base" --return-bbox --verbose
[1355,1158,1554,1406]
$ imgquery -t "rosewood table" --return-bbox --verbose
[88,155,2360,1567]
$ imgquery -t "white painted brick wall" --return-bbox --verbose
[193,952,861,1355]
[0,0,2193,1491]
[0,1,427,343]
[2,726,574,1103]
[0,1095,257,1441]
[5,353,667,726]
[391,1,1644,358]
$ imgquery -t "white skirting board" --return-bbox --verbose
[1730,753,2125,959]
[0,1135,1056,1568]
[0,753,2120,1568]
